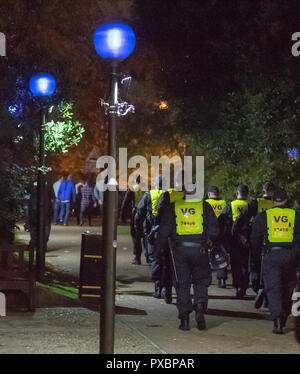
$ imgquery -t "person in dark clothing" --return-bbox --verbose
[233,183,275,232]
[135,176,172,302]
[250,188,300,334]
[75,176,84,225]
[121,175,146,265]
[233,182,275,293]
[155,179,219,331]
[220,184,249,298]
[80,178,97,226]
[205,185,228,288]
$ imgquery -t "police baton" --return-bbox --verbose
[168,238,179,286]
[254,242,266,309]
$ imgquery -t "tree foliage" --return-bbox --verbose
[183,77,300,205]
[44,101,85,154]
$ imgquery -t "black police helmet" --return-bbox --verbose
[208,186,220,195]
[273,188,288,203]
[237,184,249,197]
[262,182,275,195]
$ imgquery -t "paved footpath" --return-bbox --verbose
[3,220,298,354]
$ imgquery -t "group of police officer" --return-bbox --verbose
[121,176,300,335]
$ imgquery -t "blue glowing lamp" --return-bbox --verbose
[29,73,56,96]
[94,22,135,60]
[287,148,298,158]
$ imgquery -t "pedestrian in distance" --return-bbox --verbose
[57,174,76,226]
[94,175,104,219]
[75,174,84,225]
[121,175,147,265]
[53,175,64,225]
[79,176,97,226]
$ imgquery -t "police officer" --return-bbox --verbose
[121,175,146,265]
[134,176,173,302]
[221,184,249,298]
[155,178,219,331]
[250,188,300,334]
[233,182,275,293]
[205,186,227,288]
[233,182,275,233]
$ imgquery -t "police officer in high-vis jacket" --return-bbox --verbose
[250,188,300,334]
[205,186,228,288]
[221,184,249,298]
[233,182,275,292]
[233,183,275,234]
[134,176,172,302]
[121,175,146,265]
[155,179,219,331]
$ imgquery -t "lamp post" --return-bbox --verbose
[94,22,135,354]
[30,73,56,281]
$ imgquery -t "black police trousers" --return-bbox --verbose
[173,246,212,319]
[217,267,228,280]
[230,237,249,290]
[262,248,297,320]
[147,239,172,289]
[130,214,145,260]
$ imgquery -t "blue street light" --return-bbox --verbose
[8,103,23,115]
[93,22,135,59]
[29,73,56,96]
[287,148,298,158]
[93,22,135,355]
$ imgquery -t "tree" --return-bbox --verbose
[44,101,85,154]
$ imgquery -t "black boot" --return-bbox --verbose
[254,289,265,309]
[236,288,246,299]
[153,281,162,298]
[281,313,288,328]
[272,317,284,334]
[195,302,207,330]
[161,287,172,304]
[179,314,190,331]
[264,295,269,308]
[218,279,226,289]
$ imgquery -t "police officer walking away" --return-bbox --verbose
[233,182,275,293]
[135,176,172,302]
[205,186,227,288]
[250,188,299,334]
[121,175,146,265]
[156,178,219,331]
[221,184,249,298]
